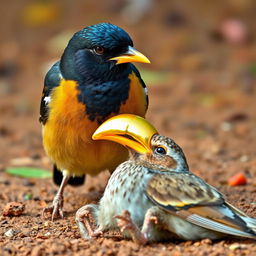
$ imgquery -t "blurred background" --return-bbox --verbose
[0,0,256,179]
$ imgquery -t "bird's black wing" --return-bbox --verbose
[39,61,61,124]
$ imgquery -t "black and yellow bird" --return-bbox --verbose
[39,23,150,220]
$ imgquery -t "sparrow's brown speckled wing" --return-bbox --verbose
[146,172,223,210]
[146,172,256,238]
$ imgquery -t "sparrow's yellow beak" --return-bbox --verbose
[109,46,150,64]
[92,114,158,154]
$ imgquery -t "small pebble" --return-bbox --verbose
[44,232,51,237]
[4,228,16,238]
[193,241,200,247]
[22,180,35,187]
[44,221,49,227]
[229,243,246,251]
[0,220,8,225]
[240,155,249,162]
[3,202,25,216]
[221,122,233,131]
[10,157,34,166]
[201,238,212,245]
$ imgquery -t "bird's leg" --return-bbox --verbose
[42,172,69,220]
[76,204,103,239]
[115,210,147,244]
[141,207,159,240]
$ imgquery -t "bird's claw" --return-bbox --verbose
[149,216,158,225]
[76,204,101,239]
[42,194,64,221]
[91,229,103,238]
[115,210,134,232]
[115,210,148,244]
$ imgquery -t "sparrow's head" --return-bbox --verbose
[61,23,150,81]
[92,114,189,172]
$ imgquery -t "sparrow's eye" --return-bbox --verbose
[94,46,105,55]
[154,146,166,155]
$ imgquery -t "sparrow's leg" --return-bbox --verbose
[76,204,103,239]
[42,171,69,220]
[141,207,159,240]
[115,210,147,244]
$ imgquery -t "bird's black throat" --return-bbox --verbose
[61,48,132,124]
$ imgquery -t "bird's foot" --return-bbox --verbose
[115,210,135,232]
[115,210,147,244]
[141,207,159,240]
[42,193,64,221]
[76,204,102,239]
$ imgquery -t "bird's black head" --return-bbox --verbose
[71,23,133,57]
[60,23,149,84]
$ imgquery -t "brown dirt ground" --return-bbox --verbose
[1,1,256,255]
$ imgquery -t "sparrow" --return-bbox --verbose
[40,23,150,220]
[76,114,256,243]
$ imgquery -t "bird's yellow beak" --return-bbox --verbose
[92,114,158,154]
[109,46,150,64]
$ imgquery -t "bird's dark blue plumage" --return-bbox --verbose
[77,75,130,123]
[60,23,134,83]
[41,23,140,123]
[72,23,133,50]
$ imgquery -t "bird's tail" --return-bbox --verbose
[241,216,256,233]
[53,164,85,186]
[226,202,256,234]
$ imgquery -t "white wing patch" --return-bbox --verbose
[44,96,51,104]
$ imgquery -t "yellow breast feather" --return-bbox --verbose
[43,76,147,176]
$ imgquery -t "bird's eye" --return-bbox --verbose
[154,146,167,155]
[94,46,105,55]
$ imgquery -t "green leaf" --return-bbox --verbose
[23,193,33,200]
[6,167,52,178]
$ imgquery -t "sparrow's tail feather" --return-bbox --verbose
[241,217,256,232]
[184,213,256,239]
[225,202,256,233]
[177,204,256,239]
